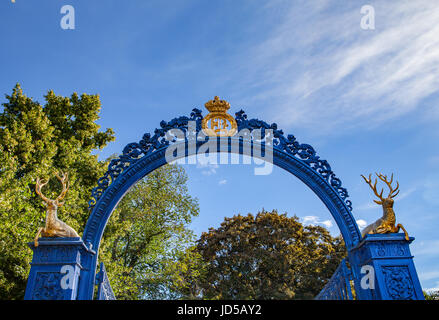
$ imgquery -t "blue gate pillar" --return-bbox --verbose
[349,233,424,300]
[24,237,96,300]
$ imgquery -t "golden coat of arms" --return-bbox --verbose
[202,96,237,137]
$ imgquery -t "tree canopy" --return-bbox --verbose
[174,210,346,300]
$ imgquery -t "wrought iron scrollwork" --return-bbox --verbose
[89,107,352,211]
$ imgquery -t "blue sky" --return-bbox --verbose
[1,0,438,292]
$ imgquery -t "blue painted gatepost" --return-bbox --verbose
[24,97,424,300]
[24,237,95,300]
[348,233,424,300]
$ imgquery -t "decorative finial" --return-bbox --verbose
[34,171,79,247]
[202,96,237,137]
[360,173,409,241]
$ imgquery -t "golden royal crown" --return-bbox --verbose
[204,96,230,114]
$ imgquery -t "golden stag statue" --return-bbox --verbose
[360,173,409,241]
[34,172,79,247]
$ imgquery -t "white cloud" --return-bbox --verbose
[302,215,333,228]
[238,1,439,131]
[424,284,439,293]
[302,216,319,225]
[321,220,333,228]
[218,179,227,185]
[356,219,368,230]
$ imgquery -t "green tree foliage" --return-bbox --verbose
[0,84,114,299]
[424,290,439,300]
[178,210,346,300]
[98,164,200,300]
[165,245,208,299]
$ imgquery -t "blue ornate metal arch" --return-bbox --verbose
[84,108,360,245]
[74,108,363,299]
[24,106,425,300]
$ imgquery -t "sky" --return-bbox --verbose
[1,0,438,292]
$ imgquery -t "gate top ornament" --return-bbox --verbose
[201,96,237,137]
[88,97,352,213]
[361,173,409,240]
[34,172,80,247]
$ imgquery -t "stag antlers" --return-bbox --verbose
[360,173,400,204]
[35,172,69,207]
